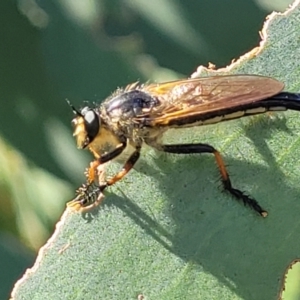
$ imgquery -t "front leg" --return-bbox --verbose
[68,146,141,211]
[100,146,141,191]
[86,142,127,183]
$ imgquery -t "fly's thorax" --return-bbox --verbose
[101,89,160,145]
[103,89,159,122]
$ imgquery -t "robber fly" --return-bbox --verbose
[67,75,300,216]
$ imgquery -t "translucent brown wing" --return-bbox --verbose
[138,75,284,126]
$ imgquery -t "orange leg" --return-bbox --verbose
[86,142,127,183]
[68,147,140,211]
[85,160,100,183]
[159,143,267,217]
[102,148,140,189]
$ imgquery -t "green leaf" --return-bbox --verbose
[11,4,300,300]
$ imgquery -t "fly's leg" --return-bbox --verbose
[86,142,127,183]
[68,146,141,211]
[159,143,267,217]
[68,142,127,211]
[100,147,141,191]
[85,161,100,183]
[67,183,103,212]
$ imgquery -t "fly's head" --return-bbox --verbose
[67,100,100,149]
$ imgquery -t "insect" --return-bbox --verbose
[66,75,300,216]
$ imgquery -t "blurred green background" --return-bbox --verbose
[1,0,299,299]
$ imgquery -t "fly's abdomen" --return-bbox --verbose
[259,92,300,111]
[206,92,300,125]
[171,92,300,127]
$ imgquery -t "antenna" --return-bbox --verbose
[65,99,83,117]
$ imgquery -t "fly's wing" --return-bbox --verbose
[138,75,284,127]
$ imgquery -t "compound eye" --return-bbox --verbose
[84,110,96,125]
[83,110,100,143]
